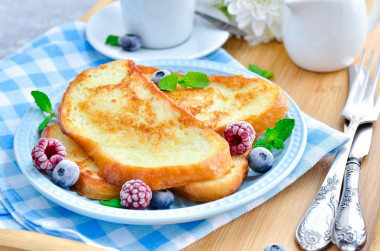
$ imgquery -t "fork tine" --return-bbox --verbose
[373,56,380,115]
[358,48,367,69]
[344,49,367,108]
[360,51,376,104]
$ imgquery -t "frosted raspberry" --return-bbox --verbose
[31,138,67,171]
[120,179,152,209]
[223,121,255,155]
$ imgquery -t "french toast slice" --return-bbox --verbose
[42,123,121,200]
[137,65,290,136]
[58,60,231,190]
[171,152,249,202]
[42,122,247,202]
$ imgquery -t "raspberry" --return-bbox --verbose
[120,179,152,209]
[31,138,67,171]
[223,121,255,155]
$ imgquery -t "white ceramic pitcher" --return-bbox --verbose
[283,0,380,72]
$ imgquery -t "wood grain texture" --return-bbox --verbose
[185,16,380,251]
[9,1,380,250]
[0,229,105,250]
[80,0,115,22]
[371,206,380,251]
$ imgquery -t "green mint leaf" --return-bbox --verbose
[254,118,295,152]
[272,118,295,141]
[248,64,274,79]
[100,198,122,208]
[38,112,55,131]
[253,138,268,148]
[105,35,120,46]
[178,72,210,88]
[265,127,276,141]
[31,90,52,113]
[266,144,273,152]
[158,73,179,91]
[272,138,284,149]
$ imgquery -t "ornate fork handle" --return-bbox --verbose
[331,157,367,251]
[296,125,356,250]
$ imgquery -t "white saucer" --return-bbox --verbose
[85,2,230,60]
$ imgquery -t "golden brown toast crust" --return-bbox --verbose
[137,65,290,135]
[43,123,247,202]
[171,153,249,202]
[50,61,290,201]
[58,60,231,190]
[99,148,231,189]
[42,123,121,200]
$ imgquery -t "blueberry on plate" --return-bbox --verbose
[150,69,171,85]
[118,34,142,52]
[248,147,274,173]
[263,243,288,251]
[150,189,174,209]
[52,160,80,187]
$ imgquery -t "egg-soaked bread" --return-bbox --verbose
[43,122,247,202]
[137,65,290,136]
[42,123,121,200]
[171,153,249,202]
[58,60,231,190]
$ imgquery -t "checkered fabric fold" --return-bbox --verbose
[0,22,349,250]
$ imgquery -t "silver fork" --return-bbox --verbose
[331,51,380,250]
[296,49,380,250]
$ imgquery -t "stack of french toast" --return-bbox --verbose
[42,60,289,202]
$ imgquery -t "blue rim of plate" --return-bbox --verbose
[14,59,307,225]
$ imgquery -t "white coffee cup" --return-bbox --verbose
[120,0,196,49]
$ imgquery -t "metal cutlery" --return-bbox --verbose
[296,49,380,251]
[195,11,247,37]
[332,52,380,250]
[330,123,372,250]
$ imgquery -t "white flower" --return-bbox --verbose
[224,0,285,45]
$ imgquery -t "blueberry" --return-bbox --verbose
[150,189,174,209]
[150,69,171,85]
[248,147,274,173]
[118,34,142,52]
[52,160,80,187]
[263,244,288,251]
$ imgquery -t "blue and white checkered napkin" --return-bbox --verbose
[0,22,349,250]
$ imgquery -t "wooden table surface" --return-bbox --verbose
[1,0,379,250]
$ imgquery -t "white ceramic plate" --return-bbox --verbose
[86,2,230,60]
[14,59,307,225]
